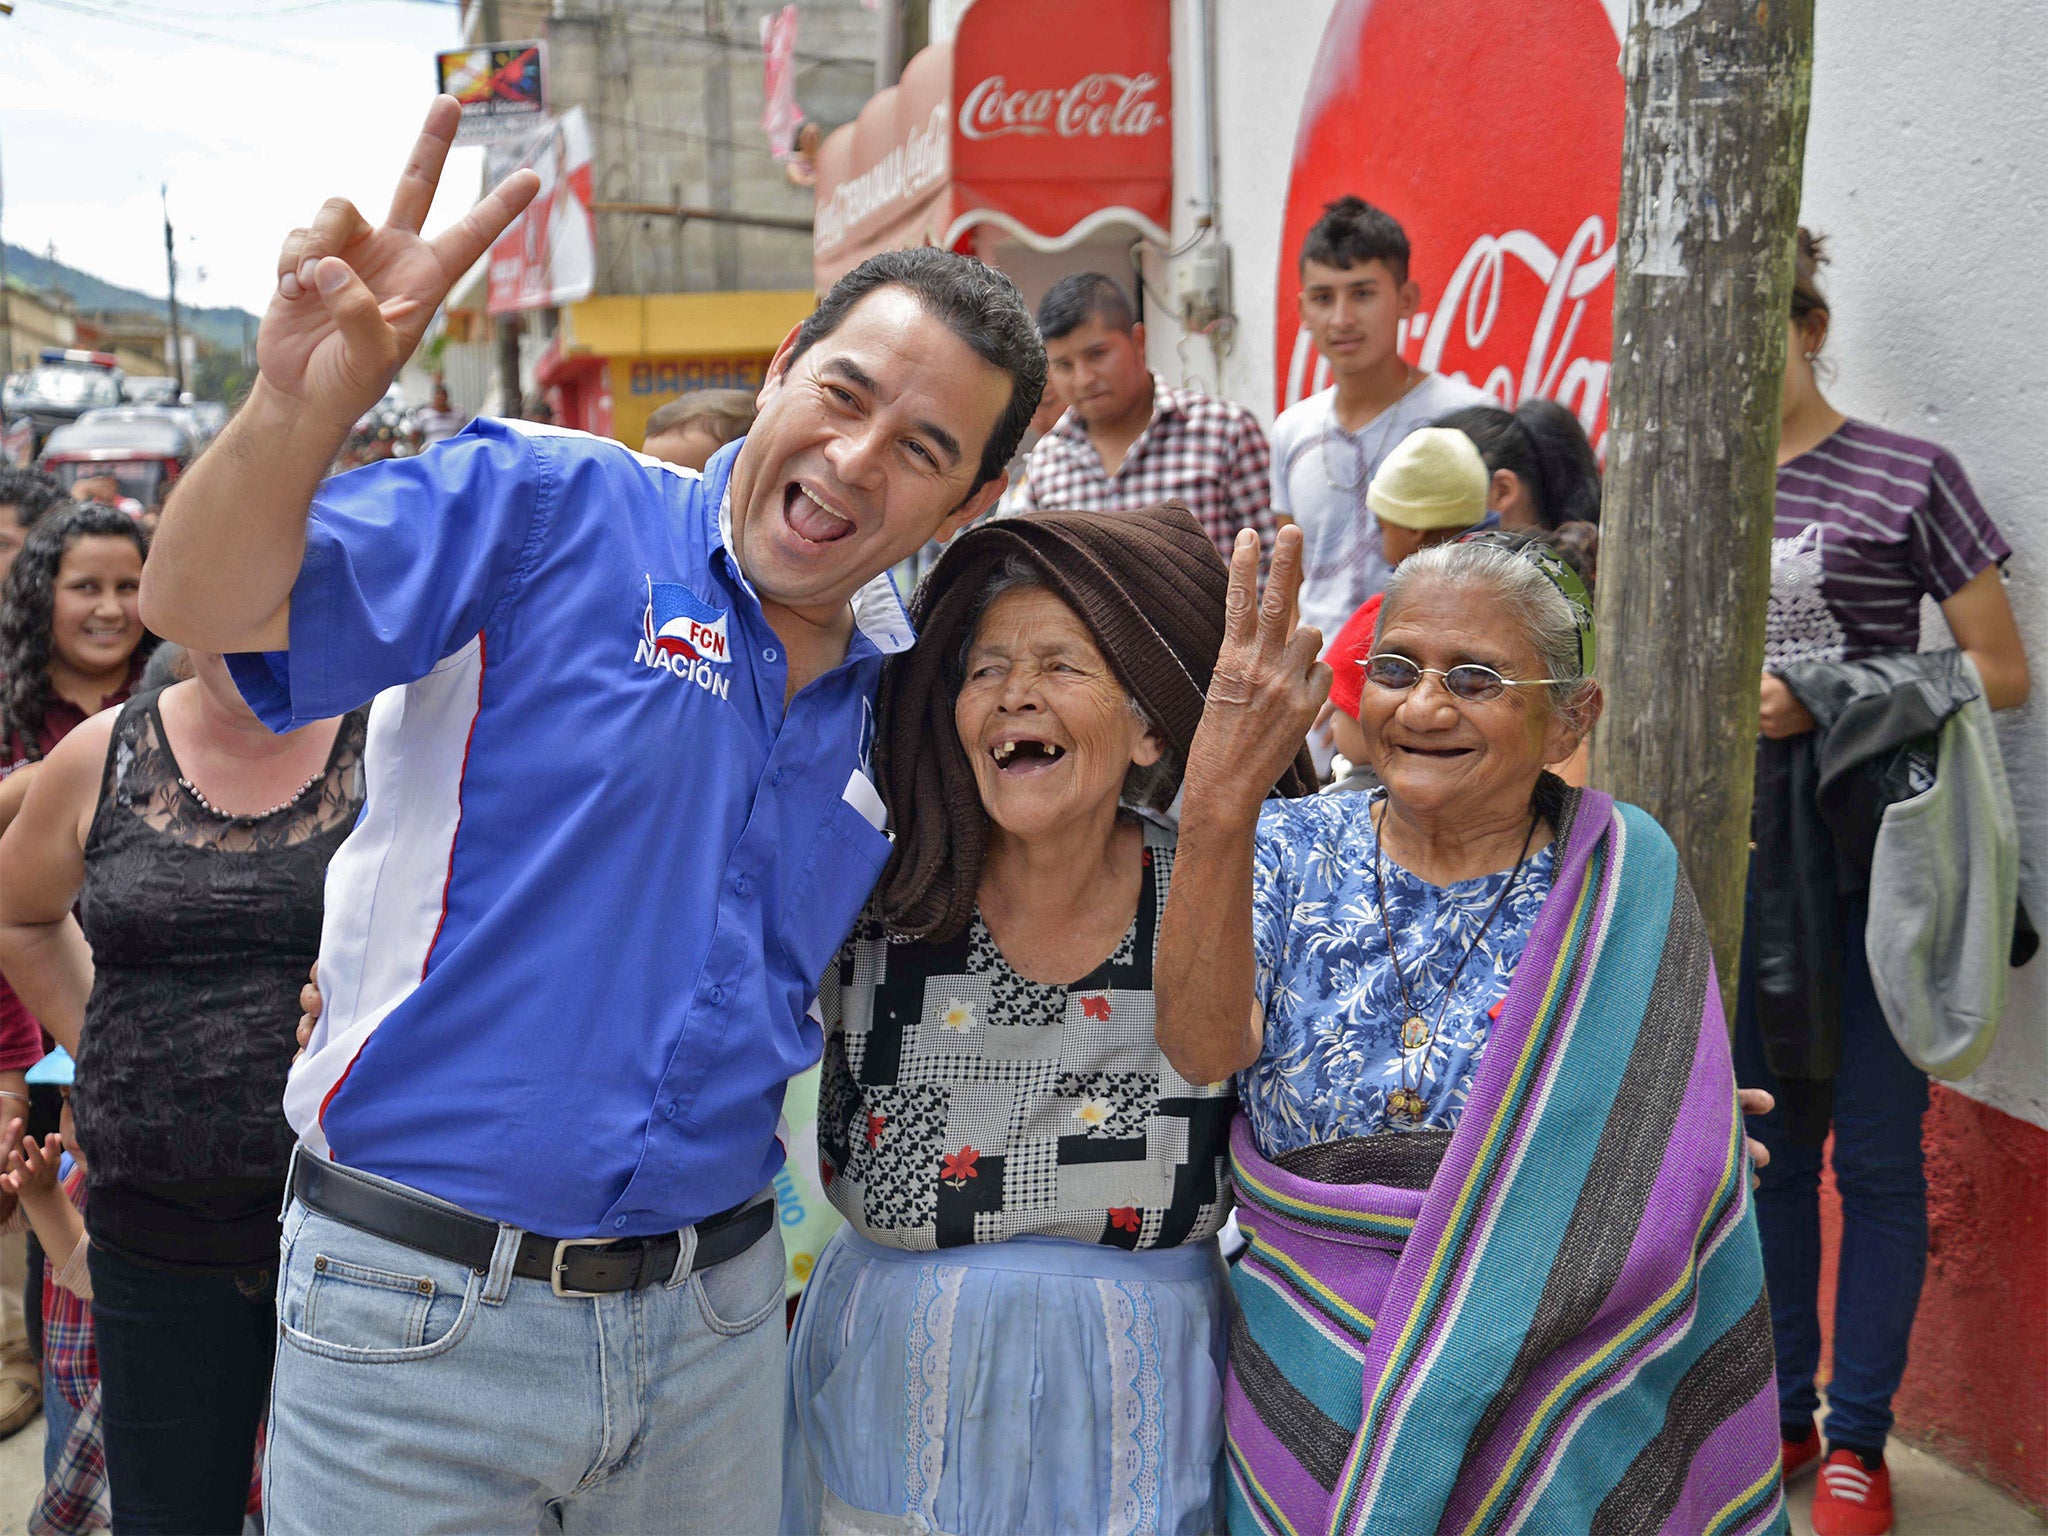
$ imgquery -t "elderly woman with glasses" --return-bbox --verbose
[1159,530,1789,1536]
[783,506,1316,1536]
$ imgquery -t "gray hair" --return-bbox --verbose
[956,555,1179,810]
[1379,541,1599,733]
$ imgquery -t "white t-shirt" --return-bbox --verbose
[1270,373,1491,646]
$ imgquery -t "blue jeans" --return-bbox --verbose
[265,1163,787,1534]
[1734,890,1929,1453]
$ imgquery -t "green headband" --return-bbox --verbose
[1457,532,1597,678]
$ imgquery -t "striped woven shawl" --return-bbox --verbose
[1224,787,1787,1536]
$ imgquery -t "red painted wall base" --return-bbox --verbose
[1815,1083,2048,1513]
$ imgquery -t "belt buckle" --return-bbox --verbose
[550,1236,622,1298]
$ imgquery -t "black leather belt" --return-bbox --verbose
[293,1156,774,1298]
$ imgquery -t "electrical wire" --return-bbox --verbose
[28,0,330,60]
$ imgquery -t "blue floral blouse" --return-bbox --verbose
[1241,790,1556,1155]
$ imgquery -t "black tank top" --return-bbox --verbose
[72,689,366,1271]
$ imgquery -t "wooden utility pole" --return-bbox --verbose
[1592,0,1815,1009]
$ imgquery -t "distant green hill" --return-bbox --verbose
[5,243,258,355]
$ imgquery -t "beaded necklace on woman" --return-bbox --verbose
[1368,791,1541,1123]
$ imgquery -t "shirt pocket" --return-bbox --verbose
[774,789,893,996]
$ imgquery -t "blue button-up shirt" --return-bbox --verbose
[229,422,903,1236]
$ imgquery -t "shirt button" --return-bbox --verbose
[614,1217,627,1230]
[664,1101,678,1121]
[764,646,779,662]
[734,875,751,898]
[770,769,784,787]
[709,985,726,1006]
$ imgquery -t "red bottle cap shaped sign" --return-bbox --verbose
[1276,0,1624,454]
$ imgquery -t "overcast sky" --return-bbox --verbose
[2,0,492,315]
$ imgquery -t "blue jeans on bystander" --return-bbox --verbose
[1734,889,1930,1455]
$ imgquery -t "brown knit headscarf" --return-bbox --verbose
[874,503,1319,942]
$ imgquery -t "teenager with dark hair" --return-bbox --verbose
[1015,271,1276,562]
[139,98,1044,1532]
[0,470,67,592]
[1737,226,2030,1536]
[1435,397,1602,530]
[1271,196,1487,648]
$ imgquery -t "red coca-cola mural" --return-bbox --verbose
[1275,0,1624,451]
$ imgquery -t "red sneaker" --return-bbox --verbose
[1810,1447,1893,1536]
[1782,1421,1822,1483]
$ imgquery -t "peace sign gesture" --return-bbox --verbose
[1182,524,1333,824]
[260,96,539,427]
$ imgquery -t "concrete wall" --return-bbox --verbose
[545,0,875,300]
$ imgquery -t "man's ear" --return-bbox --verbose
[935,475,1007,544]
[1399,278,1422,319]
[757,322,806,409]
[1130,320,1147,355]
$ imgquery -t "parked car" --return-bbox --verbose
[37,406,199,513]
[122,375,180,406]
[9,350,127,454]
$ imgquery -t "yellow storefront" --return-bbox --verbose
[542,289,816,450]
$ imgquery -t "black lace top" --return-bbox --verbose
[71,689,366,1271]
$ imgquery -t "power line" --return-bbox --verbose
[28,0,330,61]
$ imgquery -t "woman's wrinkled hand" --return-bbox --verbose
[1181,525,1331,826]
[1758,674,1816,740]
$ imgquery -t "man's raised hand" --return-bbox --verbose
[1181,525,1332,825]
[260,96,539,427]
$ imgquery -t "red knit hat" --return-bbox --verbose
[1326,593,1383,720]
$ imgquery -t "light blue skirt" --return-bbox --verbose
[783,1226,1231,1536]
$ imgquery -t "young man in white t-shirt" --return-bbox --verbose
[1269,197,1488,646]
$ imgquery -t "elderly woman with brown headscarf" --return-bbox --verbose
[781,505,1314,1536]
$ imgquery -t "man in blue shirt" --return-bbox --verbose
[141,98,1044,1533]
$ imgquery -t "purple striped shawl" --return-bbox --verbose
[1224,788,1785,1536]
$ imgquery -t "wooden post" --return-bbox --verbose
[1592,0,1815,1011]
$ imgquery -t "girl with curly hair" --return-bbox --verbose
[0,500,153,1179]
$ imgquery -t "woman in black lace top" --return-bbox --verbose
[0,646,364,1534]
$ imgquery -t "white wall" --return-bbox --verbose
[1160,0,2048,1126]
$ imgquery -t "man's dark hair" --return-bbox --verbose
[1298,195,1411,284]
[1036,272,1136,343]
[787,248,1046,496]
[0,469,64,530]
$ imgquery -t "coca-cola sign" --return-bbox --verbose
[810,0,1173,289]
[958,72,1166,141]
[1276,0,1623,452]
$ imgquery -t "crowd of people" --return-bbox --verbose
[0,92,2026,1536]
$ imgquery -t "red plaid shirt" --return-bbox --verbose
[1014,377,1276,561]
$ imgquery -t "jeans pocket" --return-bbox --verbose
[280,1210,483,1365]
[691,1222,785,1336]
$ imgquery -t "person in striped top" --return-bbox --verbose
[1740,228,2031,1536]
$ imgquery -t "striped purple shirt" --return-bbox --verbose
[1768,419,2010,669]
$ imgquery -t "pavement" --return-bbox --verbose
[0,1404,2034,1533]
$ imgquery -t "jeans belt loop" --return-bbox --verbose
[666,1222,700,1290]
[482,1222,522,1306]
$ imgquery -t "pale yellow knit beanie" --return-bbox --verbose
[1366,427,1490,530]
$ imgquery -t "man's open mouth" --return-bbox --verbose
[783,482,856,544]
